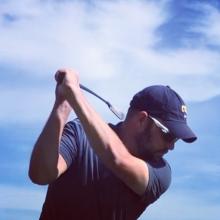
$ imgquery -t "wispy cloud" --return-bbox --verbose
[0,0,167,78]
[0,0,220,121]
[188,3,220,46]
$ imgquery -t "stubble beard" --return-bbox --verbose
[136,123,155,161]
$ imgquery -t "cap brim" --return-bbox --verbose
[164,121,197,143]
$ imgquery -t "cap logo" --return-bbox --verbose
[181,105,187,113]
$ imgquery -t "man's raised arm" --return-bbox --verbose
[55,68,149,195]
[28,83,71,185]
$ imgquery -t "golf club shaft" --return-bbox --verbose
[79,84,110,107]
[55,73,124,119]
[79,84,124,120]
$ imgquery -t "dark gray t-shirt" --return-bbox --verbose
[39,118,171,220]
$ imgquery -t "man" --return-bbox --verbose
[29,68,197,220]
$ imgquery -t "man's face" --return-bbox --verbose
[137,118,178,160]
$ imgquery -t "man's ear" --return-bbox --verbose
[139,111,148,120]
[137,111,149,130]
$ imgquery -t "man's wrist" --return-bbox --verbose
[53,100,71,121]
[66,85,82,106]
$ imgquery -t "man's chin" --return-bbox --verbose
[143,149,168,161]
[153,151,167,160]
[152,155,163,161]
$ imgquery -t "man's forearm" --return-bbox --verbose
[29,101,70,184]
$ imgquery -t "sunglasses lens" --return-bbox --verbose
[149,116,178,142]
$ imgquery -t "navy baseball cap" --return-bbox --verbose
[130,85,197,143]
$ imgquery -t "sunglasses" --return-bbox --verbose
[148,116,178,142]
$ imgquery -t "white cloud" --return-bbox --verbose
[189,3,220,46]
[0,0,220,123]
[0,0,167,79]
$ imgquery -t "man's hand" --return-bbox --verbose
[55,68,80,104]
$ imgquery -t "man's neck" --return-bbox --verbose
[116,122,139,156]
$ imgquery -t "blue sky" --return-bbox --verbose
[0,0,220,219]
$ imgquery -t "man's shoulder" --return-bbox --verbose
[65,118,86,137]
[66,118,82,128]
[146,158,171,196]
[147,158,171,181]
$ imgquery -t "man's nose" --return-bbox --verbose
[167,138,178,150]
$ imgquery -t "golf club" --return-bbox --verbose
[80,84,124,120]
[55,71,124,120]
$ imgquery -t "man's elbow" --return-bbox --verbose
[28,167,56,185]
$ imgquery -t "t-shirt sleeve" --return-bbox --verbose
[142,159,171,204]
[59,120,79,168]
